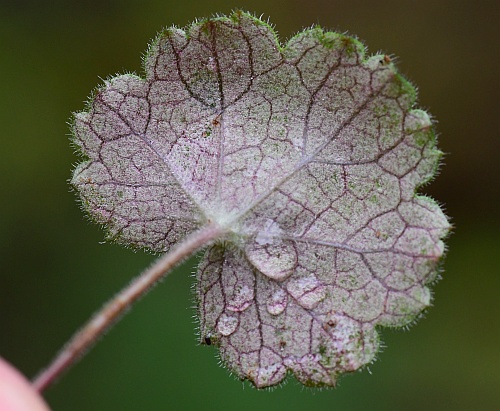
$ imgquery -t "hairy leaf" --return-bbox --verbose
[71,11,449,387]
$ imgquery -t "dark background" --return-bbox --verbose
[1,0,498,410]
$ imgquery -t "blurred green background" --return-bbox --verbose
[1,0,498,410]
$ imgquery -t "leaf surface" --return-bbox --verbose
[71,12,450,387]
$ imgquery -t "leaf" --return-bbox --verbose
[71,11,450,388]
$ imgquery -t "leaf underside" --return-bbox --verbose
[71,11,449,388]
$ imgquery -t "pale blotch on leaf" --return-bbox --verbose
[266,288,288,316]
[71,11,450,388]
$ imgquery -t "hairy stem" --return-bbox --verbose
[32,223,223,393]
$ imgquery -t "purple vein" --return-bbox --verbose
[231,68,394,225]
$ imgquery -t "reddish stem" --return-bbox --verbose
[32,223,223,392]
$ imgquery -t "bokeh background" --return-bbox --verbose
[1,0,498,410]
